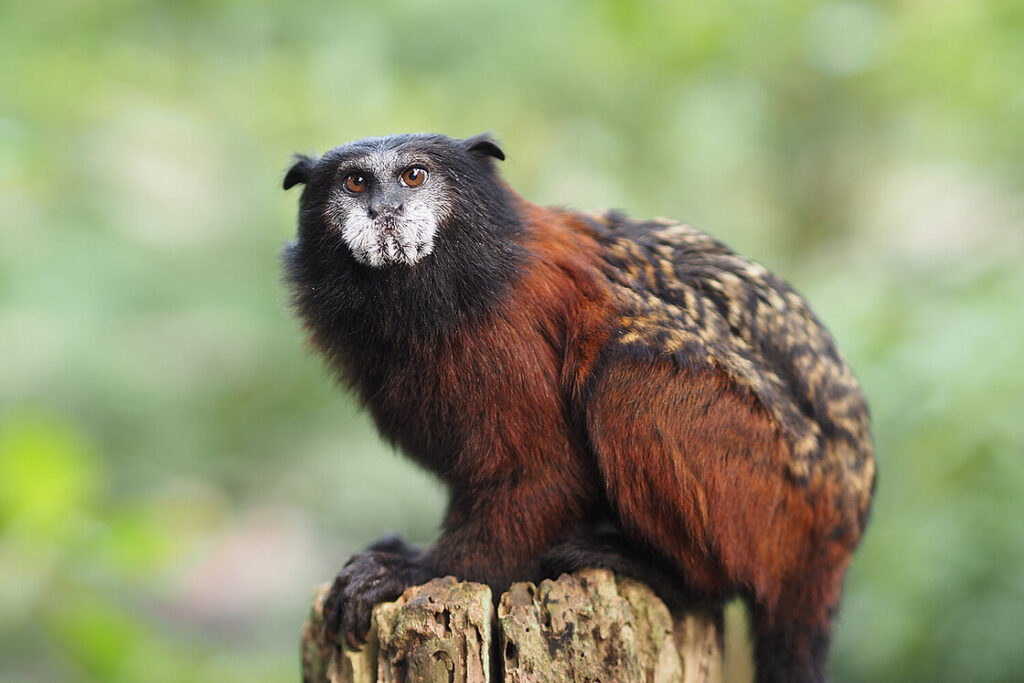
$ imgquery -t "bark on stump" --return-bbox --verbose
[302,568,722,683]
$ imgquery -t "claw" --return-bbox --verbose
[344,626,364,651]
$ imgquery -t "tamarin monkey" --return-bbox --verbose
[282,133,875,683]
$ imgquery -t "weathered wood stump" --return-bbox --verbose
[301,568,722,683]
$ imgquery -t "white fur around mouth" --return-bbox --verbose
[341,209,438,267]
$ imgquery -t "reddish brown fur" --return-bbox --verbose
[453,202,862,681]
[410,202,861,643]
[586,360,852,624]
[405,202,615,587]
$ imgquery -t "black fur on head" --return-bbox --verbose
[282,133,525,352]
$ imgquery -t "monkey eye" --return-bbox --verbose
[343,173,367,194]
[400,166,428,188]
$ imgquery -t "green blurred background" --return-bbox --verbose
[2,1,1022,681]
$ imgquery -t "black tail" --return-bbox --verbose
[749,598,837,683]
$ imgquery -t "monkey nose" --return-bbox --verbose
[369,201,403,218]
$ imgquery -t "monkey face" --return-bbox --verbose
[323,151,450,268]
[284,134,506,269]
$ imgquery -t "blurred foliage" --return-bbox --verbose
[1,0,1022,681]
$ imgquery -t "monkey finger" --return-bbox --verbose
[344,620,364,652]
[322,575,350,638]
[343,600,373,650]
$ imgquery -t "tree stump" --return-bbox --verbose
[301,568,722,683]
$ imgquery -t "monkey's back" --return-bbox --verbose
[586,212,875,534]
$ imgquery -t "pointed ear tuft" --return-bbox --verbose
[464,133,505,161]
[283,154,316,190]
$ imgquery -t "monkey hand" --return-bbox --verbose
[322,548,431,650]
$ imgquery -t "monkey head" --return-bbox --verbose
[283,132,527,341]
[283,133,510,268]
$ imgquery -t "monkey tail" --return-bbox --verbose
[748,562,847,683]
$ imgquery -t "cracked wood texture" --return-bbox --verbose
[301,569,722,683]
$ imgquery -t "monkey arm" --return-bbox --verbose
[324,466,594,648]
[424,470,595,588]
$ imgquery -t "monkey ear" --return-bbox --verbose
[283,154,316,190]
[464,133,505,161]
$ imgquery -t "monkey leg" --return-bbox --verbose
[585,360,850,683]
